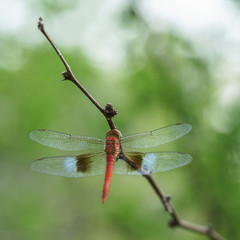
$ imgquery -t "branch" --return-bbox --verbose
[37,18,225,240]
[118,150,225,240]
[38,17,117,130]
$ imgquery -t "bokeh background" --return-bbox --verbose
[1,0,240,239]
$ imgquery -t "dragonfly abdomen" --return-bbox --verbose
[102,154,115,203]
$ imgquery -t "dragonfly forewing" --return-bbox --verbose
[121,123,192,149]
[29,129,104,151]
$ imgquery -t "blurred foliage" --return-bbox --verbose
[0,1,240,240]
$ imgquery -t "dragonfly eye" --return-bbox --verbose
[106,129,122,139]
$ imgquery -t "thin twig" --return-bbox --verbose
[119,150,225,240]
[37,18,225,240]
[38,17,117,129]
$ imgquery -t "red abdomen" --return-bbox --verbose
[102,154,115,203]
[102,129,121,203]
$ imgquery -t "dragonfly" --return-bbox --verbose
[30,123,192,203]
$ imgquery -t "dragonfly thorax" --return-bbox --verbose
[105,129,121,155]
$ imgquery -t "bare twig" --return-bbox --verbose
[118,150,225,240]
[37,18,225,240]
[38,17,117,129]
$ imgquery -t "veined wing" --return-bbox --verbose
[29,129,104,151]
[114,152,192,175]
[121,123,192,149]
[31,152,106,177]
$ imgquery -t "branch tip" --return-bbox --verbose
[104,103,118,118]
[38,17,44,31]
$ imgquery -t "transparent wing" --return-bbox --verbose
[114,152,192,175]
[29,129,104,151]
[121,123,192,149]
[31,152,106,177]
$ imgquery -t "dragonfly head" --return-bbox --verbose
[106,129,122,140]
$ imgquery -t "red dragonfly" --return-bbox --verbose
[30,123,192,203]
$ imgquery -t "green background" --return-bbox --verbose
[0,1,239,239]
